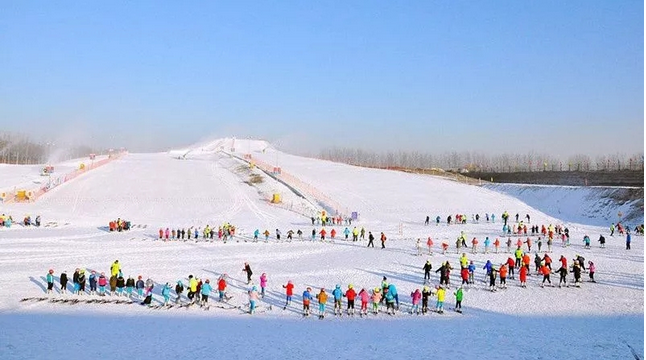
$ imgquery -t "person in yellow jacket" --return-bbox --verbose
[188,275,198,303]
[317,288,328,319]
[435,285,446,314]
[110,260,120,277]
[460,253,469,269]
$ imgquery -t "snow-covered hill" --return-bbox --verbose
[0,138,642,360]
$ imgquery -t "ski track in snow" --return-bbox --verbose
[0,140,643,359]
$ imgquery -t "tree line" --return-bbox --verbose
[0,132,103,165]
[314,147,644,173]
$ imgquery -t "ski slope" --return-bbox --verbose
[0,138,643,360]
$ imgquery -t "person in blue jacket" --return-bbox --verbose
[384,289,396,315]
[484,237,491,254]
[332,284,343,315]
[253,229,260,242]
[388,283,399,310]
[302,287,313,316]
[483,260,493,278]
[468,261,476,284]
[46,269,55,294]
[343,227,350,240]
[435,216,441,225]
[200,279,213,306]
[89,271,97,295]
[162,282,172,305]
[626,232,631,250]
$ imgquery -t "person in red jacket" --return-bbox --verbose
[507,257,516,279]
[542,254,553,270]
[494,238,500,253]
[559,255,567,269]
[330,229,337,239]
[319,229,327,241]
[282,280,294,309]
[217,275,227,302]
[344,284,357,315]
[158,228,163,239]
[499,264,508,288]
[460,267,469,286]
[519,265,528,288]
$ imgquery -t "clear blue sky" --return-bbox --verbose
[0,1,643,156]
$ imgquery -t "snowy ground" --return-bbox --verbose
[0,139,643,359]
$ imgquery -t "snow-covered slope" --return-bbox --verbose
[0,138,642,360]
[483,184,644,227]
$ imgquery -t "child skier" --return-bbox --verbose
[410,288,421,315]
[116,272,125,296]
[371,288,381,314]
[248,286,259,314]
[435,286,446,314]
[588,261,596,282]
[454,286,463,313]
[344,284,357,315]
[282,280,295,309]
[332,284,343,315]
[302,287,313,316]
[259,273,267,298]
[59,270,68,294]
[218,275,228,302]
[427,237,434,255]
[421,286,432,314]
[175,280,184,303]
[358,288,370,316]
[242,262,253,285]
[135,276,145,299]
[98,273,107,296]
[317,288,328,319]
[519,265,528,288]
[200,279,212,307]
[126,276,135,297]
[162,282,172,306]
[89,271,97,295]
[468,261,476,284]
[46,269,54,294]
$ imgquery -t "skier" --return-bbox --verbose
[484,237,490,254]
[388,283,399,310]
[425,215,430,226]
[126,276,135,297]
[367,232,374,248]
[330,228,336,240]
[72,268,80,294]
[371,288,382,314]
[141,278,154,306]
[583,235,591,249]
[534,253,542,274]
[410,288,421,315]
[200,279,212,307]
[423,260,433,282]
[46,269,54,294]
[275,229,282,241]
[263,229,270,242]
[506,238,512,253]
[352,227,359,242]
[218,275,228,302]
[499,264,508,289]
[242,262,253,285]
[136,276,145,299]
[248,286,259,314]
[319,228,327,241]
[360,227,366,240]
[610,223,615,237]
[494,238,500,253]
[506,257,515,279]
[87,271,97,295]
[427,237,434,255]
[460,266,469,286]
[519,264,528,288]
[98,273,107,296]
[435,286,446,314]
[162,282,172,306]
[598,235,606,248]
[488,266,498,292]
[540,262,552,287]
[282,280,295,309]
[626,232,631,250]
[421,286,432,314]
[358,288,370,316]
[344,284,356,315]
[77,270,86,295]
[454,286,463,313]
[468,261,476,284]
[59,271,67,294]
[253,229,260,242]
[571,261,582,287]
[110,260,120,277]
[296,229,303,240]
[416,238,422,256]
[109,274,117,296]
[555,263,568,288]
[302,287,313,316]
[380,232,387,249]
[116,272,125,296]
[317,288,328,319]
[514,247,523,268]
[259,273,267,298]
[435,215,441,225]
[384,287,396,315]
[537,237,543,252]
[588,261,596,282]
[331,284,343,315]
[174,280,184,304]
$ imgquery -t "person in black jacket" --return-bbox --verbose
[72,269,80,294]
[242,262,253,284]
[555,265,568,288]
[116,273,126,296]
[125,276,135,297]
[175,280,184,304]
[77,270,86,295]
[367,232,374,248]
[60,271,68,294]
[421,286,432,314]
[423,260,433,281]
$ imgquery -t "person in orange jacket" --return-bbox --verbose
[330,229,337,239]
[519,265,528,288]
[540,263,552,287]
[471,238,479,254]
[522,253,531,272]
[499,264,508,288]
[380,232,387,249]
[319,229,327,241]
[317,288,328,319]
[494,238,500,253]
[525,237,532,252]
[516,238,523,248]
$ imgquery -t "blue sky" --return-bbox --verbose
[0,1,643,155]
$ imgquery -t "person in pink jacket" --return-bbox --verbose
[410,288,422,315]
[259,273,268,298]
[588,261,596,282]
[164,228,170,240]
[358,288,370,316]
